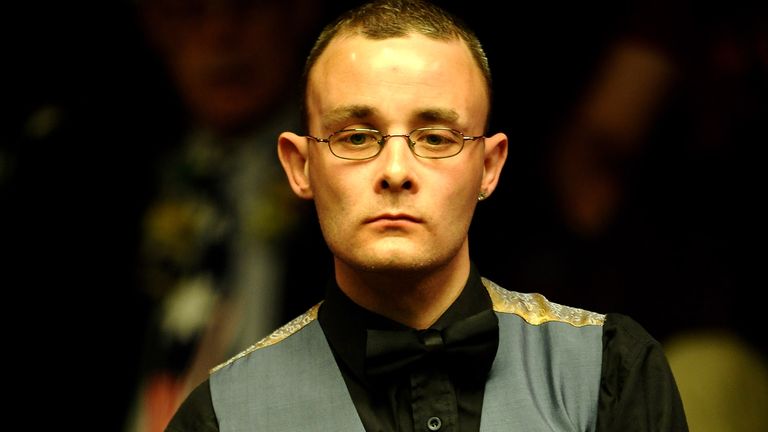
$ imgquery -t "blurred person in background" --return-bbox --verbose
[126,0,329,430]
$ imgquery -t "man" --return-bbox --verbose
[166,1,688,430]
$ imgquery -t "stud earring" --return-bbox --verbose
[478,191,487,201]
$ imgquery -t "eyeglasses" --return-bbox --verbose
[305,127,484,160]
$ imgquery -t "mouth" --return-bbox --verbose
[365,213,422,224]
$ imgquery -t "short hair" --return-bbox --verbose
[301,0,492,131]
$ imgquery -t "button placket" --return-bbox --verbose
[410,365,456,431]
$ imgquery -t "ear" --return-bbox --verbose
[277,132,314,199]
[480,132,508,198]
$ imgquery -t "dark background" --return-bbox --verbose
[4,0,765,428]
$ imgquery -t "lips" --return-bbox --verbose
[365,213,422,223]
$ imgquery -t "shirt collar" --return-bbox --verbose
[318,263,494,384]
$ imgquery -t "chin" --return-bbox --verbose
[330,237,461,275]
[343,249,442,274]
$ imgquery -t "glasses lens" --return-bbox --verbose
[329,129,382,160]
[410,128,464,158]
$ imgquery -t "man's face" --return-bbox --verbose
[304,33,492,274]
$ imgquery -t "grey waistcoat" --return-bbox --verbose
[210,279,605,431]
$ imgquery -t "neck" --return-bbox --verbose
[334,250,471,329]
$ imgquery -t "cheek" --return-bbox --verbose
[310,161,357,220]
[448,191,478,231]
[438,166,482,226]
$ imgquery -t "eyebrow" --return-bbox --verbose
[414,108,460,125]
[321,105,377,130]
[320,105,462,131]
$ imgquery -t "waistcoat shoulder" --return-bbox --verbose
[210,302,321,374]
[482,277,605,327]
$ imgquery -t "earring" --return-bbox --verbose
[478,191,487,201]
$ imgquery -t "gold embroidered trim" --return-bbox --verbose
[482,278,605,327]
[210,302,321,374]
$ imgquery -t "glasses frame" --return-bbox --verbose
[305,127,485,160]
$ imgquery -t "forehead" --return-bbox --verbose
[307,33,488,130]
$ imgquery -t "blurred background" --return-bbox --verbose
[4,0,766,430]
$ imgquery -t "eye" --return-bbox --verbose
[331,129,380,147]
[348,132,371,145]
[423,133,447,145]
[328,129,382,160]
[413,128,460,146]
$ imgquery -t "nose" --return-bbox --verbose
[376,135,416,193]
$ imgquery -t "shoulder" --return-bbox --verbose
[165,379,218,432]
[481,277,605,327]
[600,312,680,384]
[601,313,664,370]
[596,313,689,430]
[210,303,321,374]
[603,313,656,340]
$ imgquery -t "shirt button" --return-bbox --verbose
[426,416,442,431]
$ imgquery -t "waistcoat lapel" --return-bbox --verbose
[210,314,365,432]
